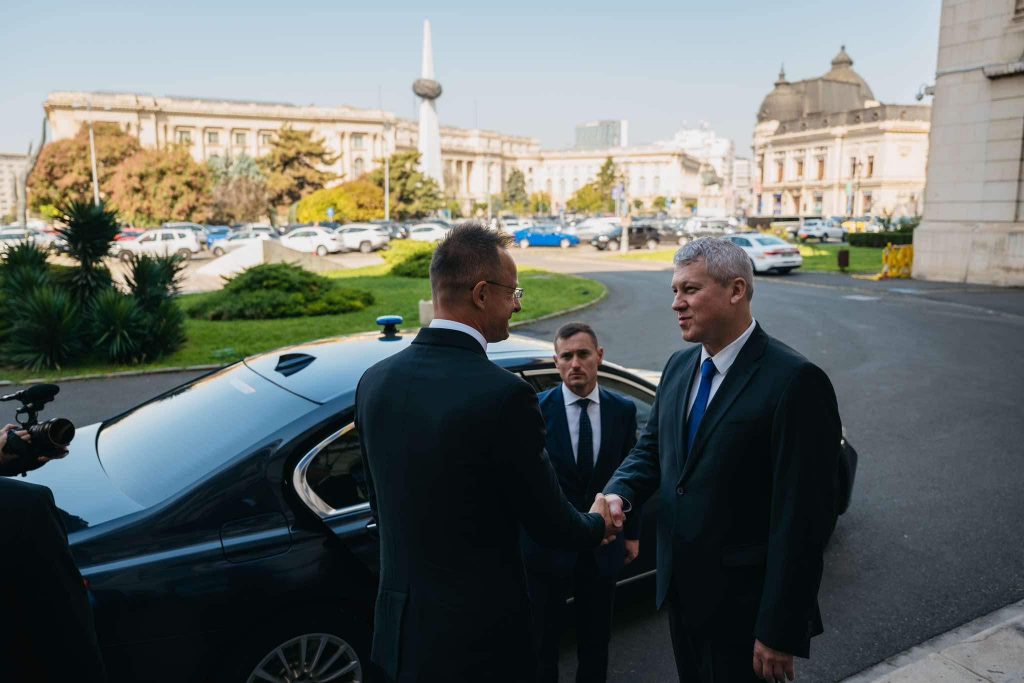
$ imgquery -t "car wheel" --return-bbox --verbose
[118,251,133,263]
[677,236,689,246]
[750,258,759,274]
[560,238,571,249]
[213,246,225,257]
[239,630,364,683]
[519,239,530,249]
[776,267,795,274]
[316,245,328,256]
[607,240,619,251]
[359,241,372,254]
[176,248,191,261]
[645,239,659,250]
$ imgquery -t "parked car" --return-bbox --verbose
[279,226,342,255]
[333,224,390,253]
[163,222,208,248]
[841,216,882,233]
[798,219,846,243]
[684,217,734,235]
[513,225,579,249]
[113,228,201,261]
[212,228,278,257]
[591,224,661,251]
[20,320,857,683]
[0,227,55,252]
[371,221,409,240]
[502,217,536,231]
[205,226,232,250]
[114,229,143,242]
[725,233,803,274]
[573,217,622,240]
[407,222,451,243]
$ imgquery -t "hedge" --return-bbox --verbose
[847,231,914,248]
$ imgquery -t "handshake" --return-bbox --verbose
[589,493,627,544]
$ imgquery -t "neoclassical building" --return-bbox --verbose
[751,48,931,219]
[0,152,27,220]
[43,91,704,214]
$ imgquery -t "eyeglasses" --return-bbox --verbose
[484,280,524,300]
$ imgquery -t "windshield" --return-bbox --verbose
[754,235,787,246]
[98,365,317,507]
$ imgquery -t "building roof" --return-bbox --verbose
[757,47,876,123]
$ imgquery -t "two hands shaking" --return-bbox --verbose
[588,493,627,545]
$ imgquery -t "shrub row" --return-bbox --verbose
[847,232,914,248]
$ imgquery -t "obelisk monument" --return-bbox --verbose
[412,19,444,190]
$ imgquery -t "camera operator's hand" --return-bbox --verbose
[0,424,67,475]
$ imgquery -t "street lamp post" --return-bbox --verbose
[86,98,100,206]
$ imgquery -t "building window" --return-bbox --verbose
[863,192,873,214]
[867,155,875,178]
[260,133,273,146]
[796,159,804,180]
[814,192,823,214]
[206,131,220,145]
[176,130,192,145]
[353,158,365,176]
[775,161,784,183]
[773,193,782,216]
[653,176,661,194]
[559,179,566,197]
[757,194,763,214]
[352,134,365,150]
[1016,0,1024,21]
[850,157,858,178]
[234,132,247,146]
[817,158,825,180]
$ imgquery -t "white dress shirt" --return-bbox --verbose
[429,318,487,352]
[686,319,757,416]
[562,382,601,462]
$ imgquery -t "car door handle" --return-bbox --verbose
[365,520,378,530]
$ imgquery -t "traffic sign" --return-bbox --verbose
[327,207,335,220]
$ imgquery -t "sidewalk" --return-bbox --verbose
[843,599,1024,682]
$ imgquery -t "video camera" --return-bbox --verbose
[1,384,75,468]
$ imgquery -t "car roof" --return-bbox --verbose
[242,329,556,403]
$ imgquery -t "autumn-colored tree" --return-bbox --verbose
[108,146,213,226]
[28,123,140,215]
[369,150,442,219]
[295,179,385,223]
[209,154,268,224]
[567,157,618,214]
[652,196,668,211]
[258,126,337,211]
[529,191,551,214]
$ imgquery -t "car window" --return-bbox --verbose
[732,237,752,247]
[178,232,188,239]
[139,233,156,243]
[98,366,316,508]
[754,236,786,246]
[304,424,370,513]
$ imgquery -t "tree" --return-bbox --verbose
[258,126,337,211]
[595,157,617,195]
[445,199,464,219]
[209,154,268,224]
[504,168,527,212]
[28,122,141,214]
[652,196,668,211]
[567,157,618,214]
[296,179,385,223]
[369,150,443,219]
[632,198,644,211]
[528,192,551,214]
[108,146,213,226]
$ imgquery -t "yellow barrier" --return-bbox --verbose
[856,243,913,280]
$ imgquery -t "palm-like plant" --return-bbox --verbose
[54,200,119,304]
[2,286,82,370]
[124,253,186,313]
[89,289,148,362]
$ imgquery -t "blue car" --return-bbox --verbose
[514,224,580,249]
[205,225,231,251]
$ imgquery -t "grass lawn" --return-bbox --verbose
[0,266,605,383]
[615,242,883,274]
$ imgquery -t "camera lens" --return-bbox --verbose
[36,418,75,448]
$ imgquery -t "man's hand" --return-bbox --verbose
[589,494,623,544]
[0,424,67,474]
[753,639,795,682]
[624,539,639,564]
[603,493,627,528]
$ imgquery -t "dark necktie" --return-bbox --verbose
[576,398,594,485]
[686,358,717,454]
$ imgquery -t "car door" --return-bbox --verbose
[136,231,159,255]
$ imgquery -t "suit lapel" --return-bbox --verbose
[678,325,769,486]
[543,386,575,474]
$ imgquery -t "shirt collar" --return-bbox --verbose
[700,319,756,376]
[562,381,601,406]
[428,318,487,352]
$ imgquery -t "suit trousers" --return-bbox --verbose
[667,580,761,683]
[528,553,617,683]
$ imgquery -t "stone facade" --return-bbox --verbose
[913,0,1024,286]
[0,153,27,221]
[752,49,931,220]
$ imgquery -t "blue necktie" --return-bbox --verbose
[687,358,717,454]
[576,398,594,486]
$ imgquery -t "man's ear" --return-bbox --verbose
[597,347,605,364]
[730,277,748,304]
[470,280,488,310]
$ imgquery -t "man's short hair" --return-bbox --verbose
[673,237,755,301]
[429,222,514,301]
[554,321,599,349]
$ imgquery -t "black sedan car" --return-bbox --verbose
[22,323,857,683]
[590,224,661,251]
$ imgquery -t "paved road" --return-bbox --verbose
[4,259,1023,682]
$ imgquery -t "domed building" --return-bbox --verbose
[751,47,931,221]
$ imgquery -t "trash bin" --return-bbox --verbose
[837,248,850,271]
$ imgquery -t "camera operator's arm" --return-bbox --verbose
[0,424,66,477]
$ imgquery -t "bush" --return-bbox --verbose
[54,200,119,305]
[380,239,434,266]
[847,231,914,248]
[2,286,83,371]
[390,249,433,278]
[188,263,374,320]
[124,253,186,312]
[89,290,148,362]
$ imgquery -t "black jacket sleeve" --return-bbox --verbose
[498,380,605,549]
[620,401,643,541]
[604,381,663,508]
[755,363,841,656]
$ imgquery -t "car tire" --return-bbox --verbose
[212,246,225,257]
[118,251,133,263]
[359,241,372,254]
[777,267,795,274]
[645,239,659,250]
[560,238,570,249]
[176,248,191,261]
[316,245,328,256]
[750,258,759,274]
[519,239,530,249]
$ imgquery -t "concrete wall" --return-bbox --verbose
[913,0,1024,285]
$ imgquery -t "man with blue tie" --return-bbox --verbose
[522,322,641,683]
[603,238,842,682]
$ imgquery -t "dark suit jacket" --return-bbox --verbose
[522,384,640,579]
[355,327,605,682]
[0,477,106,683]
[604,323,841,657]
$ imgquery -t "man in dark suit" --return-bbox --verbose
[355,223,622,683]
[603,237,841,683]
[523,322,641,683]
[0,425,106,683]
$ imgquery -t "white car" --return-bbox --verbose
[279,226,342,255]
[725,233,803,274]
[0,227,55,253]
[798,219,846,242]
[572,217,622,240]
[211,228,278,257]
[115,228,201,261]
[334,224,390,253]
[408,223,451,243]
